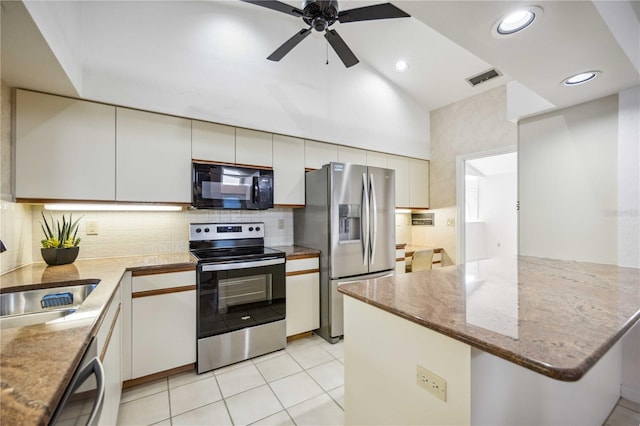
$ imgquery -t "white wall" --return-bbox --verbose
[519,94,619,264]
[618,85,640,403]
[480,173,517,259]
[76,1,430,160]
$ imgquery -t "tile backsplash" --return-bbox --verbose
[30,206,294,261]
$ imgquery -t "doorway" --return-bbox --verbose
[456,147,517,264]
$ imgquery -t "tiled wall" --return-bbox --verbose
[30,206,294,261]
[1,201,33,273]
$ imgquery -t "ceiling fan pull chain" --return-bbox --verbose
[326,39,329,65]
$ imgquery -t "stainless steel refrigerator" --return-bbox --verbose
[294,163,396,343]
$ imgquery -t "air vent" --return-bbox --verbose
[466,68,502,87]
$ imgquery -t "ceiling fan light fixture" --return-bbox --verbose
[394,60,409,72]
[562,71,601,86]
[492,6,541,37]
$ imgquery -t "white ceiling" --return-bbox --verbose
[1,0,638,156]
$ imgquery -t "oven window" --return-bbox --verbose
[219,275,272,313]
[197,262,285,339]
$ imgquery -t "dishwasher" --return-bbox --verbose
[49,337,105,426]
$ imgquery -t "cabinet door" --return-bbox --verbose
[305,140,338,169]
[366,151,388,168]
[192,120,235,163]
[15,90,116,201]
[409,159,430,209]
[116,108,191,203]
[286,257,320,336]
[387,155,410,208]
[132,289,196,378]
[338,146,367,165]
[236,128,273,167]
[273,135,305,206]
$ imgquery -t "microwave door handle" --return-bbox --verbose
[252,176,259,204]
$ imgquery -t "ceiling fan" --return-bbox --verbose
[240,0,411,68]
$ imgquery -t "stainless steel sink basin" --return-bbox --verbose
[0,282,97,329]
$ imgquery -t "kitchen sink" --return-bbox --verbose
[0,282,97,329]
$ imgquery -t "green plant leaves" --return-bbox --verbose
[39,212,83,248]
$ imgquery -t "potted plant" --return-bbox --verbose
[40,212,82,266]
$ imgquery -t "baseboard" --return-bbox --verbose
[621,385,640,404]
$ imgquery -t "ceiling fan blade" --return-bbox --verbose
[240,0,304,18]
[267,28,312,62]
[324,29,359,68]
[338,3,410,23]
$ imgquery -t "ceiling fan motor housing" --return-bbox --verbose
[302,0,338,31]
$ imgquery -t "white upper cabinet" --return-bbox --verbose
[338,146,367,165]
[388,155,410,208]
[116,108,191,203]
[409,159,430,209]
[366,151,388,168]
[305,140,338,169]
[192,121,235,164]
[15,90,116,201]
[236,128,273,168]
[273,135,305,206]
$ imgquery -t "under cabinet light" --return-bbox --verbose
[44,203,183,212]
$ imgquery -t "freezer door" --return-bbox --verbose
[368,166,396,273]
[329,163,369,279]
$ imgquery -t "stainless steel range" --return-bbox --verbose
[190,222,286,374]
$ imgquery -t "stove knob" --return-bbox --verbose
[195,228,202,233]
[204,228,210,233]
[256,226,261,231]
[248,227,254,231]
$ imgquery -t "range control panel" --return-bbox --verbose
[189,222,265,241]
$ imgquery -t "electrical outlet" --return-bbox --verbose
[416,365,447,402]
[278,219,285,230]
[447,218,455,227]
[86,221,99,236]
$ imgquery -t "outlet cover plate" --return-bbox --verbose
[416,365,446,401]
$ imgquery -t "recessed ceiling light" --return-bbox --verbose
[562,71,601,86]
[394,60,409,72]
[492,6,542,37]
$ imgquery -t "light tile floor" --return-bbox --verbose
[117,333,638,426]
[117,334,344,426]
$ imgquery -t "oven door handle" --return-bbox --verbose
[201,257,285,272]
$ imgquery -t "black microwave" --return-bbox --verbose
[192,162,274,210]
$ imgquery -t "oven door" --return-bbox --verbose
[197,257,285,339]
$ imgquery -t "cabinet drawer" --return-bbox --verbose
[286,257,319,274]
[97,285,121,356]
[132,270,195,293]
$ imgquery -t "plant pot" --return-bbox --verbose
[41,246,80,266]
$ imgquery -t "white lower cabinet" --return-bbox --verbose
[130,270,196,379]
[97,284,122,425]
[286,256,320,337]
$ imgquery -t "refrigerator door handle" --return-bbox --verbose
[369,173,377,263]
[361,172,370,266]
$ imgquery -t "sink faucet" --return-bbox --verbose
[0,240,7,253]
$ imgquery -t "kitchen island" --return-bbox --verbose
[338,256,640,425]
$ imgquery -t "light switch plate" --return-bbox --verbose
[86,221,99,235]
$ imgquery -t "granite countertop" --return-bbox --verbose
[338,256,640,381]
[0,253,196,425]
[271,245,320,259]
